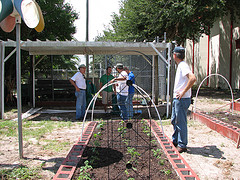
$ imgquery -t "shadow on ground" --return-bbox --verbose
[187,145,226,159]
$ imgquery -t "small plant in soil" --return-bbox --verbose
[152,149,165,165]
[77,160,93,180]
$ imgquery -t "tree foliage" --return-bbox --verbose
[0,0,79,104]
[97,0,240,44]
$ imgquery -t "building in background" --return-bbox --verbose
[185,15,240,89]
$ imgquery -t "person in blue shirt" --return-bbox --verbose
[124,67,135,118]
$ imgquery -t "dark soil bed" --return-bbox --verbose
[202,111,240,129]
[73,120,179,180]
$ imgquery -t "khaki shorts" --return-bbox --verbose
[102,91,114,105]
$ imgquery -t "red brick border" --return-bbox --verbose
[147,120,200,180]
[193,112,240,148]
[231,102,240,111]
[53,121,97,180]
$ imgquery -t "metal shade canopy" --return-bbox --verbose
[3,40,169,56]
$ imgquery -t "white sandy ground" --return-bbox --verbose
[162,117,240,180]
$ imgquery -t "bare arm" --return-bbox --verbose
[69,79,80,92]
[110,76,126,83]
[177,72,196,99]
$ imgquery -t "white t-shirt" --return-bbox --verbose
[71,72,86,89]
[116,70,128,96]
[173,61,192,98]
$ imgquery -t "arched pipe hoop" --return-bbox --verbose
[194,74,234,113]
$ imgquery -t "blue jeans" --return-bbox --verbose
[126,93,134,118]
[171,98,191,148]
[75,90,86,119]
[117,94,128,120]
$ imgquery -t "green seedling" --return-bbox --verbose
[127,147,140,163]
[161,169,172,175]
[78,160,93,180]
[158,159,165,165]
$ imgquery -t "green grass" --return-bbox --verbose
[0,165,42,179]
[42,139,71,152]
[1,119,75,137]
[159,120,171,126]
[0,118,80,151]
[0,120,18,136]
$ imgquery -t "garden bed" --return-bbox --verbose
[192,112,240,148]
[201,111,240,129]
[72,120,180,180]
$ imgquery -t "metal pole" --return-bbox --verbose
[152,55,155,102]
[92,55,95,83]
[16,16,23,158]
[1,42,5,119]
[166,43,171,118]
[33,56,35,107]
[51,55,54,100]
[86,0,89,42]
[154,55,159,105]
[85,0,89,78]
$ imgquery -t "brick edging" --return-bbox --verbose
[230,102,240,111]
[53,121,98,180]
[147,120,200,180]
[193,112,240,148]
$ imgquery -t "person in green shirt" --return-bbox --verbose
[100,66,116,112]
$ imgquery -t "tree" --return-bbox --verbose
[97,0,240,44]
[0,0,79,105]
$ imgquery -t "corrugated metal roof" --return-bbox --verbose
[1,40,169,55]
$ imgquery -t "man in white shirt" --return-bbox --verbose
[110,63,129,120]
[69,64,87,120]
[171,47,196,153]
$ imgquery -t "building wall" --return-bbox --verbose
[185,16,240,90]
[209,20,220,88]
[219,17,231,89]
[232,26,240,89]
[185,36,209,86]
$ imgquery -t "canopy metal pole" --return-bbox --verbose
[166,43,171,118]
[1,43,5,119]
[16,16,23,158]
[152,55,155,102]
[33,56,35,107]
